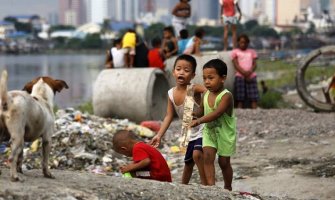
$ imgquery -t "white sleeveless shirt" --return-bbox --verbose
[168,85,203,141]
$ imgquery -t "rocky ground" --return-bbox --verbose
[0,108,334,200]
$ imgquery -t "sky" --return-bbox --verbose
[0,0,58,20]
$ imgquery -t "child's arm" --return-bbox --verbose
[187,4,191,18]
[120,158,151,174]
[191,92,233,127]
[172,3,182,17]
[246,56,258,80]
[232,57,248,76]
[193,37,202,56]
[105,50,113,68]
[149,98,174,147]
[235,2,242,21]
[193,84,206,118]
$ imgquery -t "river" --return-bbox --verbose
[0,54,104,108]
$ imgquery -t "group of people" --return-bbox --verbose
[113,55,236,190]
[110,0,260,191]
[172,0,242,51]
[105,26,205,71]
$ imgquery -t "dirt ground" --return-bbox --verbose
[0,108,334,200]
[230,109,335,200]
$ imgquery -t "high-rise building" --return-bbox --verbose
[191,0,220,24]
[275,0,326,26]
[87,0,108,23]
[59,0,87,26]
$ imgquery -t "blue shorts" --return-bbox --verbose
[184,137,203,163]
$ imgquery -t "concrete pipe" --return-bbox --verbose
[296,45,335,112]
[93,68,169,122]
[164,51,236,93]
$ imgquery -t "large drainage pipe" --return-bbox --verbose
[164,51,235,93]
[93,68,169,122]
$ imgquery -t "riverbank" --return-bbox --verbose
[0,108,334,199]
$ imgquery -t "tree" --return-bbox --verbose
[49,25,76,33]
[82,34,103,49]
[144,23,165,42]
[250,25,279,38]
[4,16,32,33]
[244,20,259,31]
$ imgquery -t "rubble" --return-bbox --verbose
[0,108,183,177]
[0,108,334,199]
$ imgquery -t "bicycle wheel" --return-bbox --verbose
[296,45,335,112]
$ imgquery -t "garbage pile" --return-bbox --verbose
[0,108,185,177]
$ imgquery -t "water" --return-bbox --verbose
[0,54,105,108]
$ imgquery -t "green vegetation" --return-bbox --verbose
[257,59,296,89]
[256,59,334,108]
[258,91,283,109]
[76,101,94,114]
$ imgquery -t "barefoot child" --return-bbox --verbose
[191,59,236,190]
[231,34,259,109]
[113,130,172,182]
[150,54,207,185]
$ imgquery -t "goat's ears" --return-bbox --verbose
[22,77,69,94]
[22,79,38,94]
[53,79,69,93]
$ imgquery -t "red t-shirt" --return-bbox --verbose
[148,48,164,70]
[133,142,172,182]
[220,0,236,17]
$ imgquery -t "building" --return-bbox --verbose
[191,0,220,25]
[0,21,16,39]
[59,0,87,26]
[4,15,43,33]
[87,0,108,24]
[276,0,318,26]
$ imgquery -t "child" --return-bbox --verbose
[105,38,125,69]
[177,29,189,55]
[183,28,205,56]
[231,34,259,109]
[190,59,236,190]
[219,0,242,51]
[148,37,165,70]
[172,0,191,37]
[150,54,207,185]
[112,130,172,182]
[122,29,136,68]
[162,26,178,59]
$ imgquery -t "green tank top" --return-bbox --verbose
[203,89,236,139]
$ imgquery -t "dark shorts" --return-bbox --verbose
[184,137,203,163]
[234,76,259,101]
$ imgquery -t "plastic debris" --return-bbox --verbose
[140,121,161,132]
[30,140,40,152]
[170,146,181,153]
[180,85,194,147]
[122,172,132,178]
[0,108,180,178]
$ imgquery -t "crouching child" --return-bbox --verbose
[112,130,172,182]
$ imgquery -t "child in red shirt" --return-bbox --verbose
[112,130,172,182]
[219,0,242,51]
[148,37,165,70]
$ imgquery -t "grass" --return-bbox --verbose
[257,59,334,89]
[76,101,94,114]
[257,59,296,89]
[256,59,334,108]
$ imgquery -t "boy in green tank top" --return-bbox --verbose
[190,59,236,191]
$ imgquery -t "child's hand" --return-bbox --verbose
[120,164,134,174]
[149,135,161,148]
[190,119,201,128]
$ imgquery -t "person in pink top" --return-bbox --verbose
[231,34,259,109]
[219,0,242,51]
